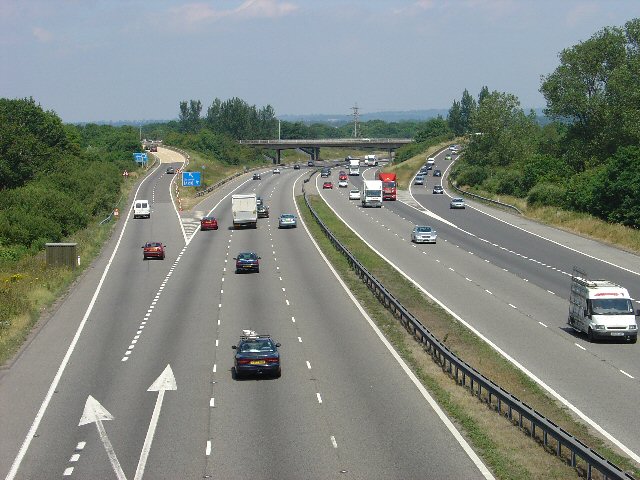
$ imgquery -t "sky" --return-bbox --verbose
[2,0,639,123]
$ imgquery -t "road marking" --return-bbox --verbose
[330,436,338,448]
[508,304,517,309]
[76,442,86,451]
[70,454,80,462]
[539,322,548,328]
[213,364,217,373]
[620,370,634,379]
[286,299,290,306]
[485,289,493,295]
[575,343,586,351]
[215,339,219,347]
[316,393,323,404]
[465,277,472,282]
[63,467,74,476]
[206,441,212,456]
[210,398,215,407]
[448,267,455,272]
[298,337,302,342]
[306,361,311,370]
[547,290,555,295]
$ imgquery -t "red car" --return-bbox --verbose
[200,216,219,231]
[142,242,166,260]
[339,174,348,181]
[323,181,333,189]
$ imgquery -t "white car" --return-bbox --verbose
[349,189,361,200]
[450,198,466,209]
[278,214,297,228]
[411,225,437,244]
[273,168,281,174]
[338,180,348,188]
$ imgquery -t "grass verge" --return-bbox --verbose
[385,140,457,189]
[296,192,640,479]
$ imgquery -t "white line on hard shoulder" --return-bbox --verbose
[620,370,634,379]
[315,178,640,465]
[575,343,586,351]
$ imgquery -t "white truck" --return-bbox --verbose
[568,269,638,343]
[361,179,383,208]
[364,154,378,166]
[232,193,258,229]
[349,158,360,176]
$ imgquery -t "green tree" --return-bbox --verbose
[478,85,490,105]
[460,89,477,133]
[447,100,464,135]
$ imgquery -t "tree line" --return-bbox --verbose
[449,18,640,228]
[0,98,140,259]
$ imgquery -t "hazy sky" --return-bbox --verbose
[2,0,639,123]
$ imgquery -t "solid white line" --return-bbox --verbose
[575,343,586,351]
[316,393,323,404]
[206,441,212,456]
[314,178,640,465]
[620,370,634,379]
[297,180,493,479]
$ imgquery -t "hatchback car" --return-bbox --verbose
[273,168,280,174]
[433,170,442,177]
[338,180,348,188]
[293,164,301,170]
[200,216,219,230]
[166,166,175,174]
[307,160,315,167]
[414,175,425,185]
[232,331,281,378]
[450,197,466,209]
[257,204,269,218]
[321,169,330,178]
[323,181,333,189]
[445,154,452,161]
[278,214,297,228]
[234,252,260,273]
[433,185,444,194]
[253,173,261,180]
[339,174,348,181]
[142,242,166,260]
[349,189,361,200]
[411,226,437,244]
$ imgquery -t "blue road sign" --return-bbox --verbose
[182,171,201,187]
[133,153,145,163]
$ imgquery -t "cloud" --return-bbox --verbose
[32,26,54,43]
[168,0,298,29]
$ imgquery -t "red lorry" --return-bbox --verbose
[377,172,397,201]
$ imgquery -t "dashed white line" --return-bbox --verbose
[508,304,517,309]
[306,361,311,370]
[538,322,548,328]
[330,436,338,448]
[215,339,219,347]
[448,267,455,272]
[465,277,472,282]
[210,398,215,407]
[485,290,493,295]
[213,364,217,373]
[69,454,80,462]
[298,337,302,343]
[206,441,212,456]
[63,467,74,476]
[547,290,555,295]
[316,393,323,404]
[575,343,586,351]
[76,442,86,451]
[285,299,290,306]
[620,370,634,379]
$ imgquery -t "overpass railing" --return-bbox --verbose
[301,178,634,480]
[239,138,412,145]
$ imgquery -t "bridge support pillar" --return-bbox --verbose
[388,148,393,163]
[276,149,281,165]
[314,147,320,161]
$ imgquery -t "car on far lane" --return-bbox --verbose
[307,160,315,167]
[450,197,466,209]
[257,204,269,218]
[234,252,260,273]
[253,172,261,180]
[433,185,444,194]
[278,213,297,228]
[445,154,452,161]
[142,241,166,260]
[293,164,301,170]
[411,226,437,244]
[433,169,441,177]
[323,181,333,189]
[414,175,425,185]
[349,189,361,200]
[232,331,281,378]
[273,167,281,174]
[338,180,348,188]
[166,166,175,174]
[200,216,219,230]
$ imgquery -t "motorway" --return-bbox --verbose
[0,148,491,479]
[316,151,640,461]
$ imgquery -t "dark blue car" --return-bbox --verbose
[234,251,260,273]
[232,333,281,378]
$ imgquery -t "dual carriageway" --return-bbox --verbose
[1,146,639,479]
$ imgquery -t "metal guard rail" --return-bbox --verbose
[301,186,633,480]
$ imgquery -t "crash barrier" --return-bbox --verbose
[301,185,633,480]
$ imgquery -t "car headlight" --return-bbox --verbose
[595,324,606,330]
[629,325,638,330]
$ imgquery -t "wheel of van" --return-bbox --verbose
[587,328,595,343]
[630,336,637,344]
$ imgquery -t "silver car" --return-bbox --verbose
[450,198,466,209]
[414,175,425,185]
[411,226,437,244]
[278,214,297,228]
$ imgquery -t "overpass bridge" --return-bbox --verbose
[238,138,413,163]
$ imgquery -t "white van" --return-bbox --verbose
[133,199,151,219]
[568,271,638,343]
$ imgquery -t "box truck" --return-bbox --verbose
[364,154,378,166]
[232,194,258,229]
[362,180,383,208]
[377,172,397,201]
[568,268,638,343]
[349,158,360,176]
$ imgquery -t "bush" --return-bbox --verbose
[452,165,488,187]
[527,182,567,207]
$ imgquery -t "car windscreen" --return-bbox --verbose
[366,190,382,196]
[382,182,396,188]
[416,227,432,233]
[591,298,633,315]
[238,253,256,260]
[240,340,274,352]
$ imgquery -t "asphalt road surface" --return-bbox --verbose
[0,149,490,480]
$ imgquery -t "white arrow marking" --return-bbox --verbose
[78,396,127,480]
[134,365,177,480]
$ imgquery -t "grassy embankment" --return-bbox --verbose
[296,192,640,479]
